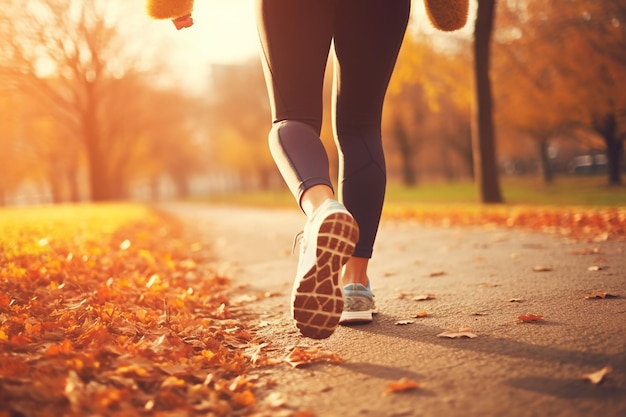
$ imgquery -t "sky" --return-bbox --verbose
[136,0,260,92]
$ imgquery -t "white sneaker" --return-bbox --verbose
[339,282,375,324]
[292,199,359,339]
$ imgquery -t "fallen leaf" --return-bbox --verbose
[395,320,414,325]
[0,205,263,416]
[508,298,525,303]
[428,271,445,277]
[587,265,605,271]
[593,232,609,242]
[264,392,287,408]
[414,311,428,318]
[437,328,477,339]
[412,294,435,301]
[533,266,552,272]
[569,247,600,255]
[584,292,618,299]
[385,377,421,393]
[582,366,612,384]
[284,346,343,368]
[293,411,316,417]
[517,314,544,322]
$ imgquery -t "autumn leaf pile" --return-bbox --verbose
[0,205,258,416]
[386,205,626,241]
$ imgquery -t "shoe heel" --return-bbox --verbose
[293,210,359,339]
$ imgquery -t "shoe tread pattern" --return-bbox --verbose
[293,212,359,339]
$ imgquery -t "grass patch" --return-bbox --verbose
[386,176,626,207]
[195,176,626,240]
[198,175,626,209]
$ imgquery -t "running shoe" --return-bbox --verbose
[339,282,375,324]
[292,199,359,339]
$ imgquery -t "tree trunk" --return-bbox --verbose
[593,113,623,185]
[605,136,623,185]
[82,82,114,202]
[67,169,81,202]
[538,137,553,184]
[393,117,418,186]
[472,0,503,203]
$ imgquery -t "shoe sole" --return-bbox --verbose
[293,212,359,339]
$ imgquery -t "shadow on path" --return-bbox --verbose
[343,316,626,400]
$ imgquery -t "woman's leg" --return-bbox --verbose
[256,0,360,339]
[333,0,410,281]
[256,0,335,213]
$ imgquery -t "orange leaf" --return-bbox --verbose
[231,390,256,407]
[284,346,343,368]
[45,338,73,356]
[517,314,544,322]
[584,292,618,299]
[386,377,421,393]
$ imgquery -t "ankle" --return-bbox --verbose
[301,185,334,217]
[342,257,369,286]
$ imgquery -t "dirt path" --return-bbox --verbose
[163,203,626,417]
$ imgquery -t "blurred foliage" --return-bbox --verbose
[0,0,624,206]
[0,204,264,416]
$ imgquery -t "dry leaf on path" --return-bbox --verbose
[264,392,287,408]
[517,314,544,322]
[508,298,525,303]
[395,320,414,325]
[584,292,618,299]
[533,266,552,272]
[414,311,428,318]
[569,247,600,255]
[428,271,446,277]
[385,377,421,394]
[587,265,606,271]
[437,328,477,339]
[293,411,316,417]
[284,346,343,368]
[582,366,612,384]
[412,294,436,301]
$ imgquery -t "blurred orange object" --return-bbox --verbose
[424,0,469,32]
[145,0,194,20]
[172,14,193,30]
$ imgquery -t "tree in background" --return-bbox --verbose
[386,30,473,185]
[472,0,503,203]
[0,0,203,202]
[207,61,274,190]
[494,0,626,184]
[0,89,32,205]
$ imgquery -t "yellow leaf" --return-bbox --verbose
[582,366,612,384]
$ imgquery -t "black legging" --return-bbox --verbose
[256,0,410,258]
